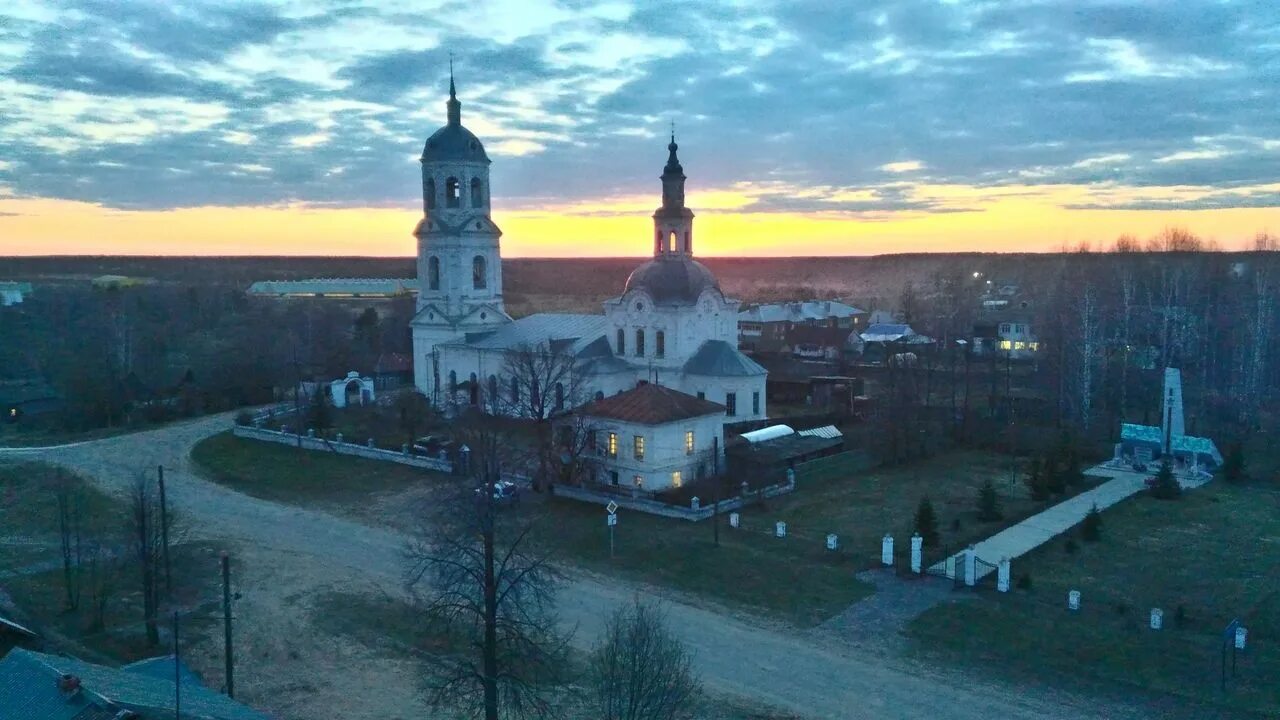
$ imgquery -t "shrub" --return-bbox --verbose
[950,517,961,532]
[914,497,940,548]
[976,478,1003,522]
[1115,602,1129,616]
[234,410,255,427]
[1016,573,1032,591]
[1148,460,1181,500]
[306,387,333,431]
[1175,605,1187,628]
[1064,538,1078,554]
[1080,503,1102,542]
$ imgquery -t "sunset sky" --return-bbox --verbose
[1,1,1277,257]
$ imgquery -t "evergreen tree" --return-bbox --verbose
[1024,456,1051,501]
[976,478,1002,522]
[1221,442,1246,483]
[1080,503,1102,542]
[1149,460,1181,500]
[914,496,940,548]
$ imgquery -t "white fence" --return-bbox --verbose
[553,478,796,522]
[232,424,454,473]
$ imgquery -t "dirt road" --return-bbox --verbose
[2,415,1226,719]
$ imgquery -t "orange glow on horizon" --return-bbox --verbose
[0,184,1274,257]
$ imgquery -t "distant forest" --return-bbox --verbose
[2,237,1278,440]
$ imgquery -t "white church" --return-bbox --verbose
[409,77,767,422]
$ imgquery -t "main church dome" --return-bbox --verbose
[624,256,719,305]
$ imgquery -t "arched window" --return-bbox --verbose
[510,376,520,406]
[684,230,690,253]
[472,255,487,290]
[635,328,645,357]
[668,230,677,252]
[425,178,436,210]
[595,390,604,401]
[488,375,498,410]
[428,256,440,291]
[530,380,541,412]
[445,177,461,208]
[554,382,564,412]
[655,330,665,358]
[449,370,457,397]
[470,178,484,207]
[616,328,625,355]
[655,228,662,254]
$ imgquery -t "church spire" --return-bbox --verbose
[446,54,461,126]
[660,125,685,210]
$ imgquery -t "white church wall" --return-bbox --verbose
[678,372,767,421]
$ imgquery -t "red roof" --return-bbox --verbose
[374,353,413,374]
[577,383,725,425]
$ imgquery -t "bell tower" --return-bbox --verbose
[411,68,510,402]
[652,131,695,258]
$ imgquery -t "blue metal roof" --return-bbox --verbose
[0,648,268,720]
[1120,423,1223,464]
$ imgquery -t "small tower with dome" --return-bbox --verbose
[411,68,511,402]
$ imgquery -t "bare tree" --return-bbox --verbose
[588,597,701,720]
[404,410,570,720]
[1111,234,1142,253]
[53,468,85,611]
[1254,231,1279,252]
[501,341,589,489]
[129,471,165,646]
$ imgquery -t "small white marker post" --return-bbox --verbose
[606,501,619,559]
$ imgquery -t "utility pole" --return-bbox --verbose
[292,347,303,448]
[158,465,172,600]
[173,611,181,720]
[221,551,235,698]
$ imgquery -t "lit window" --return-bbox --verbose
[999,340,1012,350]
[1014,341,1026,350]
[607,432,618,459]
[1028,342,1040,351]
[634,435,645,461]
[634,475,644,488]
[672,471,683,488]
[685,430,694,455]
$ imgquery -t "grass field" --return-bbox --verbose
[191,432,448,518]
[536,450,1064,626]
[907,481,1280,716]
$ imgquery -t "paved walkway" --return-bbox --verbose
[931,464,1211,580]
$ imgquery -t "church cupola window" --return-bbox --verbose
[470,178,484,207]
[425,178,436,210]
[446,177,461,208]
[472,255,487,289]
[428,256,440,291]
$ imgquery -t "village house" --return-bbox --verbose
[0,281,32,306]
[563,383,727,493]
[972,311,1039,360]
[737,300,866,354]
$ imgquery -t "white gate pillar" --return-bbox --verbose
[997,557,1010,592]
[910,533,923,574]
[963,545,977,587]
[881,534,894,567]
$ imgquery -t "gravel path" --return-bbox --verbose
[3,414,1230,720]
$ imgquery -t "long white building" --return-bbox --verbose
[409,76,766,421]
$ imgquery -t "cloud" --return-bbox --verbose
[0,0,1274,216]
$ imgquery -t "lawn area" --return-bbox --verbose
[191,431,448,515]
[907,481,1280,716]
[1,460,222,664]
[0,460,120,573]
[538,450,1058,627]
